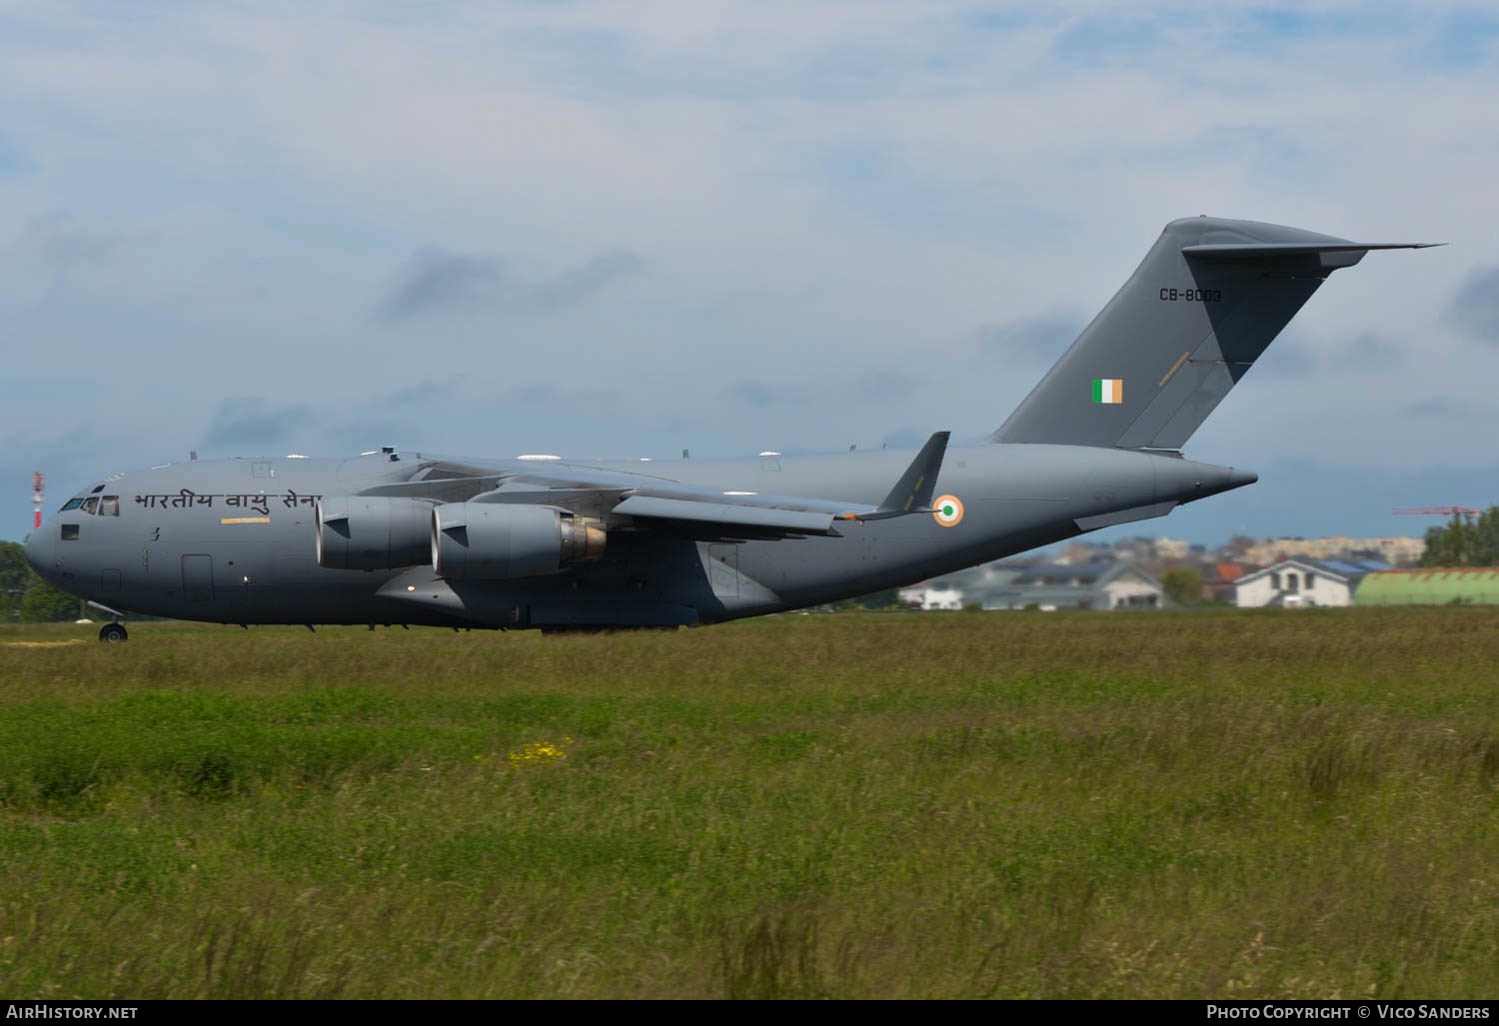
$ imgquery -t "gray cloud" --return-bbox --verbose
[1249,339,1317,379]
[721,379,805,408]
[15,212,136,268]
[1448,268,1499,344]
[305,380,632,455]
[497,383,622,413]
[849,369,918,405]
[520,252,645,313]
[379,248,643,322]
[720,369,917,410]
[878,425,936,449]
[1290,331,1405,373]
[1338,332,1405,370]
[334,380,459,449]
[975,314,1083,364]
[1405,397,1473,419]
[381,379,456,409]
[379,248,504,321]
[203,398,317,450]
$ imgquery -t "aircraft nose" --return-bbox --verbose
[24,524,54,579]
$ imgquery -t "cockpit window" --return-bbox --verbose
[60,498,84,512]
[82,497,99,515]
[99,496,120,516]
[91,484,105,494]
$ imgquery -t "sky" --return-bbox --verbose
[3,1,1498,545]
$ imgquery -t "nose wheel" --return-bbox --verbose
[98,623,128,644]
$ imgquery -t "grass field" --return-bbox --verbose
[2,609,1498,999]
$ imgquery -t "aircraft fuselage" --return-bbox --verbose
[25,445,1252,630]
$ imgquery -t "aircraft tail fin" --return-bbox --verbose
[989,217,1439,450]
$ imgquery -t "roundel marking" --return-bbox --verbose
[932,494,964,527]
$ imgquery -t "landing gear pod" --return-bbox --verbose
[316,497,433,570]
[431,503,606,580]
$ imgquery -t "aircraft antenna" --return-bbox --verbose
[32,472,43,530]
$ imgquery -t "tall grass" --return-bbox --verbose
[1,609,1497,997]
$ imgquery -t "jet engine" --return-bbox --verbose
[316,496,433,570]
[431,502,606,580]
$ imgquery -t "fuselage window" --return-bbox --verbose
[82,497,99,515]
[59,498,84,512]
[61,524,79,541]
[100,496,120,516]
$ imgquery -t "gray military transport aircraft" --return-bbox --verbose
[25,217,1438,641]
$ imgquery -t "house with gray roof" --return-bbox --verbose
[902,561,1164,611]
[1234,557,1389,608]
[982,562,1165,611]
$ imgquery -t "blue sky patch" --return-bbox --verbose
[0,128,33,177]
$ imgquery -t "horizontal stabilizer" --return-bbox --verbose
[1184,241,1444,270]
[1183,242,1442,258]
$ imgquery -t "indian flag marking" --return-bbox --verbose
[1092,378,1123,404]
[932,495,965,528]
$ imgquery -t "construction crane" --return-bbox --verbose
[1393,506,1481,516]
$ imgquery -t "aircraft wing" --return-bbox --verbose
[355,432,951,538]
[610,495,843,535]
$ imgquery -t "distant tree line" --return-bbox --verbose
[1160,566,1204,606]
[831,588,908,611]
[0,541,83,622]
[1420,508,1499,568]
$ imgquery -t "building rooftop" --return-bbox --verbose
[1238,556,1389,585]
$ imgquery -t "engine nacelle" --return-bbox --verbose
[431,502,606,580]
[316,496,433,570]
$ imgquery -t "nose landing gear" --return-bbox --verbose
[87,601,128,643]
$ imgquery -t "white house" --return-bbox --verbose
[1234,558,1387,608]
[897,583,966,610]
[981,562,1165,611]
[900,561,1166,611]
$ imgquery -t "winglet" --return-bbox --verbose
[847,431,950,521]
